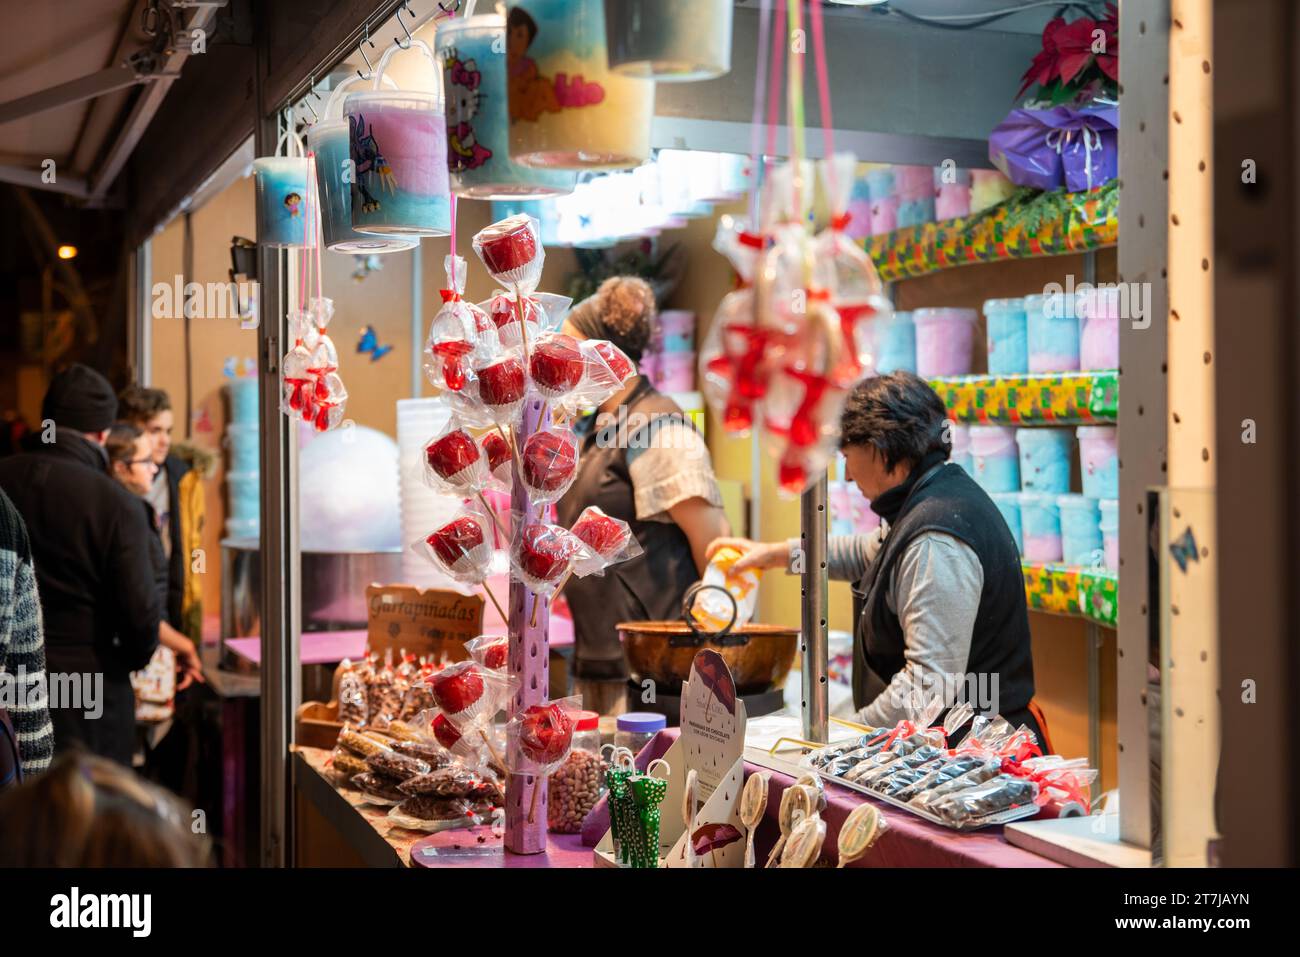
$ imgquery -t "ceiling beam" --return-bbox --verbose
[0,164,90,199]
[0,66,146,127]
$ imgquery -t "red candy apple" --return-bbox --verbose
[475,215,538,276]
[481,432,511,475]
[426,517,485,569]
[481,638,508,670]
[518,702,574,766]
[430,662,486,716]
[517,524,579,584]
[426,429,481,484]
[529,334,585,399]
[522,430,577,494]
[571,506,630,559]
[431,712,463,749]
[591,340,634,382]
[477,355,526,408]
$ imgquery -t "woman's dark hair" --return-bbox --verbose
[117,384,171,425]
[507,6,538,43]
[839,372,952,472]
[105,422,144,467]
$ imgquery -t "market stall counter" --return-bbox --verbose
[580,729,1064,869]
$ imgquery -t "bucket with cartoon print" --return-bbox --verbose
[506,0,654,170]
[344,37,451,236]
[307,74,418,253]
[436,14,576,199]
[253,130,313,248]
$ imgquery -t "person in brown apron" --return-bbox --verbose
[556,278,730,715]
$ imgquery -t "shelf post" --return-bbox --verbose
[800,474,829,744]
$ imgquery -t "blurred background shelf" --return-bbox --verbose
[931,370,1118,425]
[1023,561,1118,628]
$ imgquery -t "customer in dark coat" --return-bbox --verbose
[0,364,161,766]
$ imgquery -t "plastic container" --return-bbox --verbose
[969,425,1020,493]
[1098,498,1119,571]
[605,0,732,81]
[225,424,259,473]
[897,197,935,228]
[894,165,932,200]
[345,40,451,236]
[914,307,977,378]
[1023,293,1081,373]
[1076,425,1119,499]
[935,183,971,220]
[225,516,259,539]
[872,311,916,373]
[307,74,419,253]
[572,710,601,756]
[658,310,696,339]
[1079,286,1120,370]
[830,480,854,536]
[865,168,895,200]
[507,0,655,170]
[548,710,603,833]
[616,712,667,756]
[949,423,973,477]
[1016,427,1073,493]
[1019,492,1062,562]
[655,352,695,392]
[436,15,576,200]
[253,155,312,248]
[227,378,260,427]
[227,471,261,522]
[990,491,1023,554]
[983,297,1029,375]
[1057,494,1103,565]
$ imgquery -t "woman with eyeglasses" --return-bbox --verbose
[105,425,204,694]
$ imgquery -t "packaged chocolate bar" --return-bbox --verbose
[365,749,431,782]
[928,775,1038,828]
[843,750,900,783]
[351,772,407,805]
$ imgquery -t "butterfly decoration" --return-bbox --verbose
[351,254,383,282]
[1169,526,1199,574]
[357,325,394,362]
[222,357,238,379]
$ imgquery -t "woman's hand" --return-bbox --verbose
[704,537,792,573]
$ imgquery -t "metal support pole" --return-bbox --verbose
[410,243,423,397]
[256,54,301,867]
[800,474,829,744]
[1086,622,1102,803]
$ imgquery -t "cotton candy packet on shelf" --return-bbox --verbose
[569,506,642,578]
[699,215,768,437]
[424,254,499,394]
[422,418,489,495]
[519,425,580,505]
[511,522,588,597]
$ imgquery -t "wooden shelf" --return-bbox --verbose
[932,371,1118,425]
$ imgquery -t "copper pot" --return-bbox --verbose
[617,619,799,696]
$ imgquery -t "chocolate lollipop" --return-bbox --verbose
[765,784,812,868]
[779,810,827,868]
[740,771,770,869]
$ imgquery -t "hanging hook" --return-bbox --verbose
[357,22,377,80]
[435,1,461,21]
[394,2,413,49]
[303,76,319,122]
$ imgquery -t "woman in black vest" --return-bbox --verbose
[556,278,730,715]
[709,372,1050,750]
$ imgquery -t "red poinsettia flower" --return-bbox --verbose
[1096,2,1119,80]
[1051,16,1101,86]
[1017,16,1067,98]
[1017,9,1119,97]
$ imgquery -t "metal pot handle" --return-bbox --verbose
[679,582,748,647]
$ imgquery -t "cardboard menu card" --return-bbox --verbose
[364,583,483,662]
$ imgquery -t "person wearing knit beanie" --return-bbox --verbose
[40,364,119,437]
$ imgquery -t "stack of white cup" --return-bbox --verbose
[396,397,462,590]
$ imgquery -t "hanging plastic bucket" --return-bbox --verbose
[605,0,733,82]
[506,0,655,170]
[436,14,575,200]
[253,130,313,249]
[345,38,451,236]
[307,74,418,253]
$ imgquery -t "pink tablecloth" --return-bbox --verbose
[580,729,1063,869]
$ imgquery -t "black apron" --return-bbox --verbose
[556,380,701,681]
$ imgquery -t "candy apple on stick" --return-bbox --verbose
[506,695,581,823]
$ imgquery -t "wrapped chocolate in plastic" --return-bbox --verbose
[568,506,642,578]
[398,662,437,722]
[422,418,489,495]
[909,757,1004,810]
[337,725,390,759]
[511,522,587,597]
[928,774,1039,828]
[337,659,368,726]
[464,635,509,671]
[390,738,453,769]
[350,772,407,805]
[388,795,482,833]
[426,660,518,734]
[365,748,431,782]
[424,254,499,394]
[411,502,495,586]
[327,747,369,786]
[367,651,405,726]
[520,426,580,505]
[398,765,480,797]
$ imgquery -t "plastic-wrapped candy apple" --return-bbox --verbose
[506,695,583,822]
[464,635,509,672]
[552,339,637,418]
[412,504,494,585]
[812,153,893,380]
[430,712,485,762]
[480,431,514,490]
[281,309,316,419]
[424,255,499,394]
[698,216,767,436]
[426,660,516,732]
[520,427,579,505]
[529,332,586,404]
[473,350,528,426]
[473,214,544,291]
[569,505,642,578]
[511,523,586,597]
[422,419,488,495]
